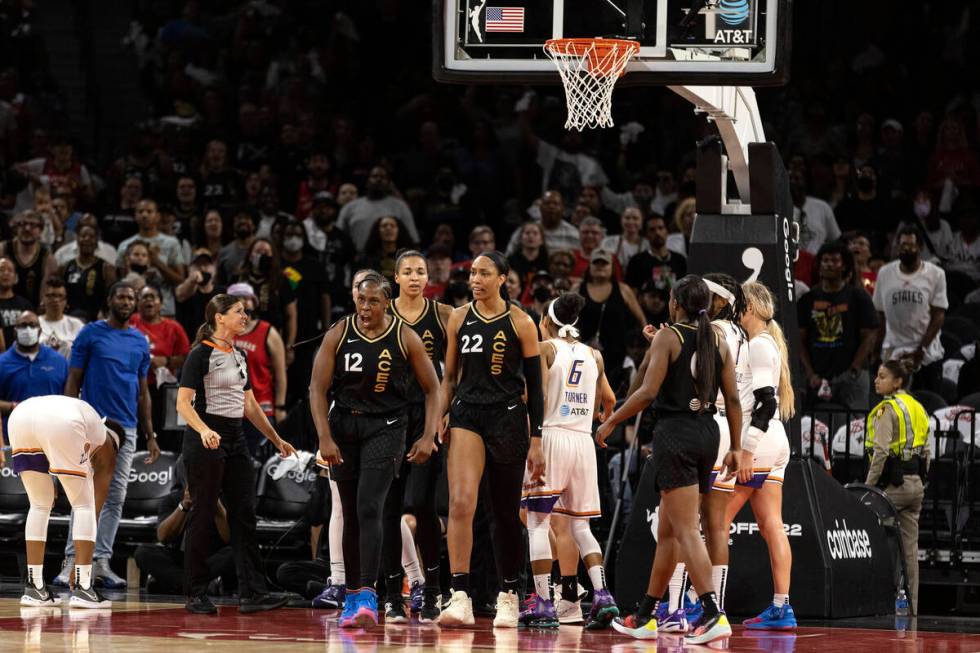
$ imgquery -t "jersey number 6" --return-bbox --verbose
[567,359,583,386]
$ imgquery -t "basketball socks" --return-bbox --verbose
[587,564,606,591]
[28,565,44,590]
[712,565,728,611]
[451,573,470,594]
[699,592,720,620]
[75,565,93,590]
[668,563,687,611]
[503,577,521,594]
[330,562,345,586]
[403,559,424,588]
[533,574,552,600]
[425,565,440,589]
[773,593,789,608]
[637,593,658,620]
[561,575,577,601]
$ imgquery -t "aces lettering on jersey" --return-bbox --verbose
[421,328,436,358]
[490,330,506,375]
[374,348,392,392]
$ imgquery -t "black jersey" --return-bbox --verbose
[656,322,722,415]
[391,298,446,403]
[332,315,410,415]
[456,302,524,405]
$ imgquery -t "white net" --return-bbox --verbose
[544,38,639,131]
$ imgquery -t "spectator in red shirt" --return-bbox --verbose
[571,217,622,282]
[129,283,190,436]
[424,244,452,300]
[295,150,335,220]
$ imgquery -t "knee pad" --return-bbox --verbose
[526,511,553,563]
[59,475,97,542]
[569,518,602,558]
[72,506,97,542]
[25,504,52,542]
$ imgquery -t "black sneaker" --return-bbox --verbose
[385,599,409,624]
[186,594,218,614]
[419,592,441,623]
[239,593,289,614]
[69,585,112,609]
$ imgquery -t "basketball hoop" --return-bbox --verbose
[544,37,640,131]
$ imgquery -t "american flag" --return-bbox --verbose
[485,6,525,33]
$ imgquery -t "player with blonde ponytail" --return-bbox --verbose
[724,280,797,630]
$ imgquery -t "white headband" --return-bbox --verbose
[704,279,735,306]
[548,300,580,338]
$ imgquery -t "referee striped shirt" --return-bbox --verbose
[180,340,252,418]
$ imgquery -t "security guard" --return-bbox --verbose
[865,359,930,615]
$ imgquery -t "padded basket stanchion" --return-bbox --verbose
[543,37,639,130]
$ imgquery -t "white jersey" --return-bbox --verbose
[713,319,752,417]
[543,339,599,434]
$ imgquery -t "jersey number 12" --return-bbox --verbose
[344,352,363,372]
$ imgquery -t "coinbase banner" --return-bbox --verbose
[615,460,895,617]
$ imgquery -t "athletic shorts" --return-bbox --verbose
[9,408,93,479]
[402,401,442,509]
[327,407,407,482]
[710,412,746,493]
[521,427,601,519]
[648,413,720,495]
[448,397,529,465]
[737,420,790,489]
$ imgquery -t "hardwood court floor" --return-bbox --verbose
[1,595,980,652]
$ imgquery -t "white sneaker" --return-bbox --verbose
[557,598,583,624]
[492,591,519,628]
[437,591,474,626]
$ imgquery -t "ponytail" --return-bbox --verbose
[764,319,796,420]
[742,281,796,420]
[673,275,717,412]
[694,307,718,410]
[193,322,215,347]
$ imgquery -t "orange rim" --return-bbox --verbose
[544,38,640,77]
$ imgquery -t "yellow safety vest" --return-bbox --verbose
[865,392,929,460]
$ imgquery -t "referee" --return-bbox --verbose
[176,293,297,615]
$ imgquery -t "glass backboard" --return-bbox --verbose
[433,0,791,86]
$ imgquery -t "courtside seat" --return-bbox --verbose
[255,452,316,550]
[0,455,27,542]
[116,450,177,545]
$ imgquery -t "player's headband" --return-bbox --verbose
[548,300,580,339]
[704,279,734,306]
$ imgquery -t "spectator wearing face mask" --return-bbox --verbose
[890,189,954,263]
[280,220,331,403]
[0,310,69,432]
[217,209,257,285]
[176,249,221,341]
[873,226,948,393]
[116,200,187,316]
[236,238,296,364]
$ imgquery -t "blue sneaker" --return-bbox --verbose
[684,595,703,626]
[585,588,619,630]
[659,608,689,633]
[409,581,424,614]
[338,589,361,627]
[354,588,379,629]
[655,600,669,623]
[743,603,797,630]
[314,582,346,609]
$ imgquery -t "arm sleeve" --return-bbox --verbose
[744,337,780,452]
[524,355,544,438]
